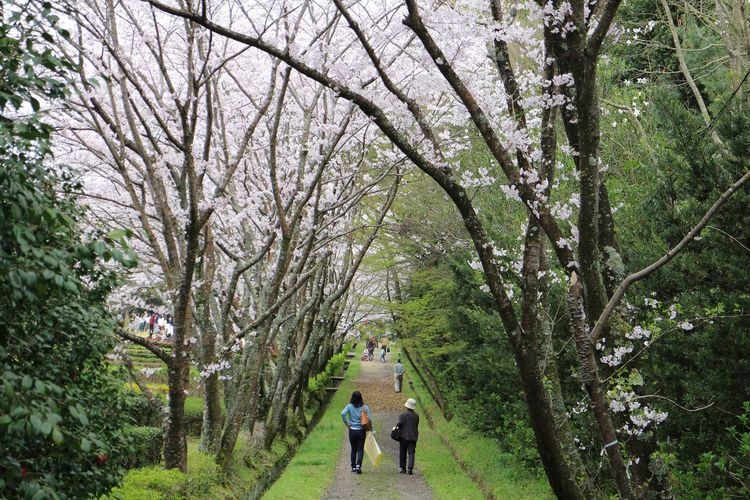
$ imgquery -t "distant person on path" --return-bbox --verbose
[138,312,149,331]
[165,319,174,339]
[397,398,419,475]
[361,345,373,361]
[341,391,373,474]
[366,338,375,358]
[394,357,405,393]
[379,343,387,362]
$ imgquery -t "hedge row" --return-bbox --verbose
[122,426,163,469]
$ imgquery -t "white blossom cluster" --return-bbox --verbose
[600,344,634,367]
[199,360,232,382]
[608,387,669,436]
[139,367,159,378]
[541,1,576,37]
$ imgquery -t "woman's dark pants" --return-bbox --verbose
[349,428,366,468]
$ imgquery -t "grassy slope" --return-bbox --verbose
[401,350,553,499]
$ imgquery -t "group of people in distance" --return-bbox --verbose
[341,391,420,476]
[362,336,392,362]
[133,311,174,340]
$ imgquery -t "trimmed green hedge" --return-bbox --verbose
[122,426,163,469]
[107,466,185,499]
[107,443,231,499]
[308,351,347,398]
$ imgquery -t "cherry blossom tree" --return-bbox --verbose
[57,0,401,473]
[142,0,750,496]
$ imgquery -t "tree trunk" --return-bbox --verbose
[568,275,634,498]
[514,346,585,500]
[401,348,451,420]
[216,333,265,469]
[163,355,189,471]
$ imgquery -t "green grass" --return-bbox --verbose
[410,422,485,499]
[263,356,361,499]
[402,352,553,499]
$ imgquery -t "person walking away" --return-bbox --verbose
[397,398,419,475]
[379,343,387,362]
[394,357,405,393]
[341,391,373,474]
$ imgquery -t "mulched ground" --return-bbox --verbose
[322,357,435,500]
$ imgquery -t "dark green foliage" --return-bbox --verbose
[121,427,163,469]
[610,59,750,495]
[591,1,750,493]
[0,156,134,498]
[396,258,539,467]
[121,391,163,427]
[0,1,137,497]
[644,176,749,492]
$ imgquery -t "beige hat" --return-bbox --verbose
[404,398,417,410]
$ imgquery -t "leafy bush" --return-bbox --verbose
[107,467,187,499]
[0,2,136,497]
[121,427,163,469]
[121,391,163,427]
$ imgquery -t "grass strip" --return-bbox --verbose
[401,351,553,499]
[263,356,361,499]
[403,403,486,499]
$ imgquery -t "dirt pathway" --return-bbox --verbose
[322,357,435,500]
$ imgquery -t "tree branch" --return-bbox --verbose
[590,167,750,343]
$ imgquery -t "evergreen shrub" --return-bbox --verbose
[121,426,163,469]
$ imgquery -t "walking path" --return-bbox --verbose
[322,358,434,499]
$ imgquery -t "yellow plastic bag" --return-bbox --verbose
[364,432,383,468]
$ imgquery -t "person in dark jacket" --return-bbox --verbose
[397,398,420,475]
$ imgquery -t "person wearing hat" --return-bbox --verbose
[397,398,420,475]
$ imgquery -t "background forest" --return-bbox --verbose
[385,0,750,496]
[1,0,749,498]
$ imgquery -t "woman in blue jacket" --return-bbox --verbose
[341,391,373,473]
